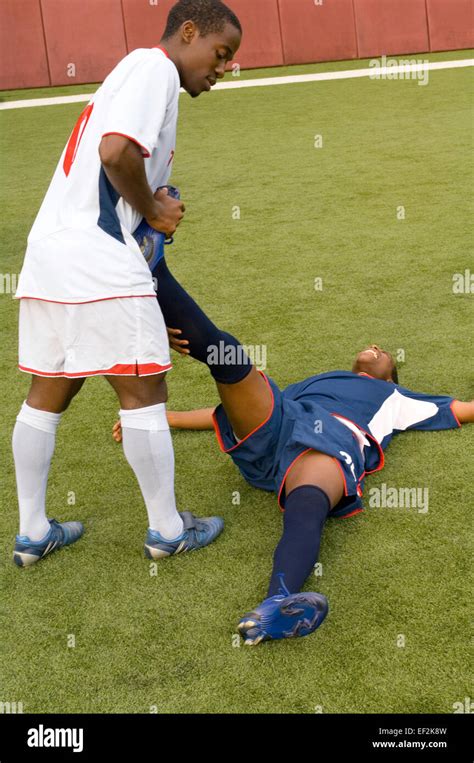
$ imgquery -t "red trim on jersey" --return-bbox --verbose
[153,45,170,58]
[16,295,156,305]
[64,103,94,177]
[18,361,172,378]
[450,400,462,428]
[212,371,275,454]
[357,371,395,384]
[101,132,151,158]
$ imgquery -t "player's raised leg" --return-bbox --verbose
[111,261,272,440]
[12,376,85,567]
[214,369,273,441]
[151,261,345,640]
[106,372,223,559]
[155,258,273,439]
[238,451,344,645]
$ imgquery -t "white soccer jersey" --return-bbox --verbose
[15,46,179,304]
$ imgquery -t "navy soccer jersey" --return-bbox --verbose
[212,371,461,518]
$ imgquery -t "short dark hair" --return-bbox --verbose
[163,0,242,39]
[392,365,399,384]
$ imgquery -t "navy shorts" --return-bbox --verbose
[213,374,368,518]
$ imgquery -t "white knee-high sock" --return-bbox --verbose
[12,402,62,541]
[120,403,184,540]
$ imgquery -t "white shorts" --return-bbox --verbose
[18,296,172,378]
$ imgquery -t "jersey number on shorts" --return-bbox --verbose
[340,451,357,482]
[63,104,94,177]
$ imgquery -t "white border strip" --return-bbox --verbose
[1,59,472,111]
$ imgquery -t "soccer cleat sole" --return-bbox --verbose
[238,593,328,645]
[13,551,43,567]
[144,539,188,559]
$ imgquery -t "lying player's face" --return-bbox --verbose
[179,22,241,97]
[352,345,396,381]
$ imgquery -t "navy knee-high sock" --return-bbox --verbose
[267,485,330,598]
[154,258,252,384]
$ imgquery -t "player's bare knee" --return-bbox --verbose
[285,451,344,509]
[66,379,86,405]
[107,373,168,409]
[27,376,81,414]
[151,375,168,405]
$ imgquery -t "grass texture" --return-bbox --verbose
[0,56,472,714]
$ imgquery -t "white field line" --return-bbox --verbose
[1,58,472,111]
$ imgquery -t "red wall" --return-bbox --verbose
[122,0,175,51]
[224,0,284,69]
[122,0,284,69]
[0,0,50,89]
[0,0,473,90]
[278,0,358,65]
[354,0,430,57]
[41,0,127,86]
[427,0,474,52]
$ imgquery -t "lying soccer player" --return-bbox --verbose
[112,257,473,644]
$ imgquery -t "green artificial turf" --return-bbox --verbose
[0,56,472,714]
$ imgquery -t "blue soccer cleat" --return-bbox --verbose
[238,576,328,645]
[134,185,180,272]
[13,518,84,567]
[144,510,224,559]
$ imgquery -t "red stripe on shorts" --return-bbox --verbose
[18,362,172,378]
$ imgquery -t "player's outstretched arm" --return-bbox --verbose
[167,409,215,430]
[166,400,474,428]
[452,399,474,424]
[112,408,215,443]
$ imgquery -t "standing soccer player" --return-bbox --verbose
[12,0,242,566]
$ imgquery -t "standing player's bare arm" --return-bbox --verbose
[99,135,185,236]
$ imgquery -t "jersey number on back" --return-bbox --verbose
[63,104,94,177]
